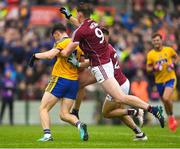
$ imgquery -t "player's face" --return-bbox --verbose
[152,36,162,49]
[53,31,61,41]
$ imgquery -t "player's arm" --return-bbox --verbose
[35,48,59,59]
[146,64,154,72]
[147,61,161,72]
[28,48,59,67]
[172,52,180,64]
[146,53,154,72]
[60,7,80,27]
[167,48,180,70]
[61,41,79,57]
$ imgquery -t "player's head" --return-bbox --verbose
[76,2,91,23]
[101,27,109,43]
[51,23,66,41]
[152,33,163,50]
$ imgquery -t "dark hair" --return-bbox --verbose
[77,2,91,18]
[51,23,66,35]
[101,27,109,35]
[152,33,162,39]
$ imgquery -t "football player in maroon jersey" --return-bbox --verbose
[60,2,164,128]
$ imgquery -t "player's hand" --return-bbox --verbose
[28,54,37,67]
[154,63,162,71]
[167,63,174,72]
[67,53,80,67]
[59,7,72,20]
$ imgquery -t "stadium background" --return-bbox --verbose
[0,0,180,126]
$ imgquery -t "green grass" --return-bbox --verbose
[0,125,179,148]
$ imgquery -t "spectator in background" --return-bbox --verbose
[0,0,179,116]
[131,69,149,103]
[0,2,8,28]
[18,1,31,29]
[6,0,19,6]
[0,70,16,125]
[131,69,149,124]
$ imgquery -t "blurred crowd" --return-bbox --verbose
[0,0,180,103]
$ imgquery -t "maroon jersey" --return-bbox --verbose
[109,44,127,85]
[72,19,110,66]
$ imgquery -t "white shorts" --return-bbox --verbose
[106,79,130,101]
[91,61,114,83]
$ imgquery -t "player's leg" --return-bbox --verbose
[71,88,86,119]
[38,91,58,141]
[0,99,7,124]
[103,79,144,126]
[102,78,164,126]
[102,101,147,141]
[162,87,173,115]
[78,68,97,88]
[71,68,97,119]
[121,115,147,141]
[8,99,14,125]
[61,78,88,141]
[60,98,78,124]
[102,79,146,140]
[38,76,64,142]
[162,80,177,132]
[92,62,164,128]
[60,98,88,141]
[101,78,149,109]
[102,100,129,117]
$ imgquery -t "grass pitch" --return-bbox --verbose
[0,125,179,148]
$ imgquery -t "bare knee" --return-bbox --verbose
[162,96,169,103]
[59,112,69,121]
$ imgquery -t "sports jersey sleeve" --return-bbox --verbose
[56,42,66,51]
[72,28,83,43]
[55,38,70,51]
[169,47,177,57]
[146,52,153,66]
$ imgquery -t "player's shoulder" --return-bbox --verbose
[73,25,84,37]
[79,19,95,30]
[57,37,71,46]
[147,49,155,56]
[55,37,71,49]
[163,46,174,51]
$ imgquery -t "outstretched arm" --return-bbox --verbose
[60,7,80,27]
[35,48,60,59]
[28,48,59,67]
